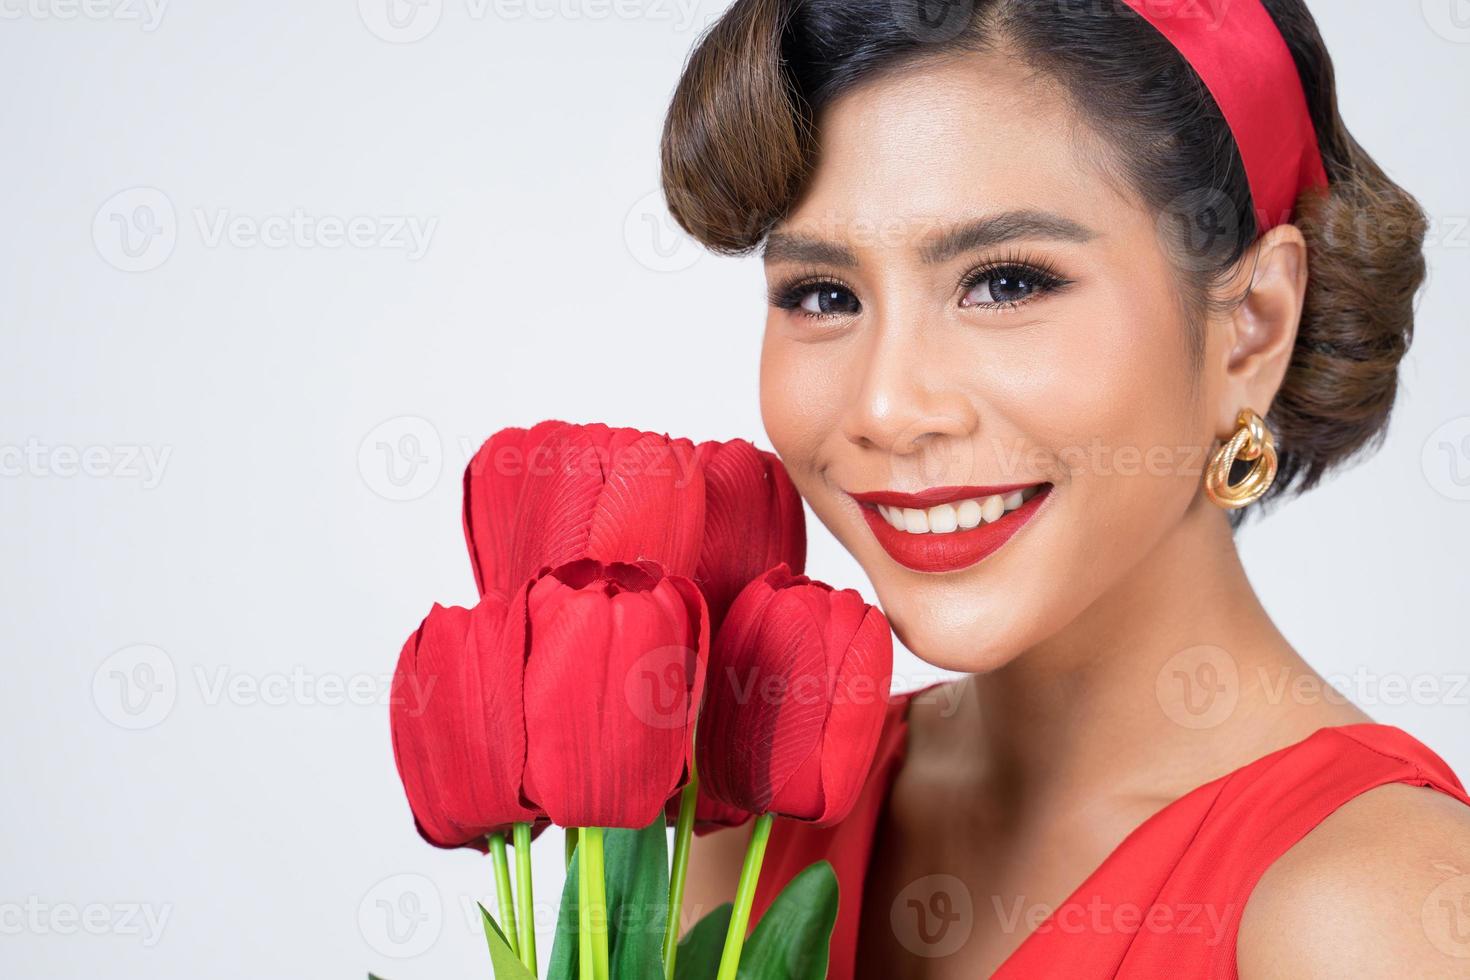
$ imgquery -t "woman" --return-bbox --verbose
[662,0,1470,976]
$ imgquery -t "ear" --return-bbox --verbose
[1213,224,1308,433]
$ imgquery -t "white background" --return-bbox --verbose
[1,1,1466,976]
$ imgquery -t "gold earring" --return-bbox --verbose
[1205,408,1278,510]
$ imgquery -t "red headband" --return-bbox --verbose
[1121,0,1329,232]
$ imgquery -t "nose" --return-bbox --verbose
[839,315,980,461]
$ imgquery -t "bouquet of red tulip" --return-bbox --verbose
[385,422,893,980]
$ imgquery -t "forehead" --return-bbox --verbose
[777,51,1138,245]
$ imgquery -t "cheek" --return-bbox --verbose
[758,319,839,477]
[994,278,1206,642]
[901,286,1203,670]
[1011,272,1202,498]
[1086,309,1200,497]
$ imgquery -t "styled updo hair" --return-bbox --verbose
[659,0,1427,511]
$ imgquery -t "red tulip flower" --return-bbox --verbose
[390,594,540,849]
[462,421,707,601]
[696,565,893,825]
[693,440,806,631]
[520,559,709,829]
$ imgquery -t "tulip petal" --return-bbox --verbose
[588,430,706,579]
[522,565,705,829]
[391,604,473,847]
[523,587,611,825]
[701,585,825,814]
[814,606,893,825]
[390,596,540,849]
[463,423,712,601]
[695,568,893,824]
[462,425,532,599]
[695,442,806,629]
[511,424,606,585]
[754,589,834,815]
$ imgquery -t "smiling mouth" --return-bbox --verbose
[850,482,1053,573]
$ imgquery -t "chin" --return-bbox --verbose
[877,580,1034,676]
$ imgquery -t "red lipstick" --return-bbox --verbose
[851,484,1052,574]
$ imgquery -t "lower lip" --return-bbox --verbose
[858,486,1052,574]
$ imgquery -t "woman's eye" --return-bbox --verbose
[773,264,1063,319]
[797,285,860,316]
[960,265,1057,308]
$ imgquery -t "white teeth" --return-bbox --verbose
[981,494,1005,523]
[872,487,1043,535]
[928,503,958,533]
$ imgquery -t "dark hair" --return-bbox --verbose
[659,0,1426,512]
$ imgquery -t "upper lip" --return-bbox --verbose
[848,483,1045,509]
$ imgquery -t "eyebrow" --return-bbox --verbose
[761,209,1098,267]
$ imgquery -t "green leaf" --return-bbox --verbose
[480,904,537,980]
[604,817,671,980]
[546,817,674,980]
[736,861,839,980]
[546,843,581,980]
[673,903,733,980]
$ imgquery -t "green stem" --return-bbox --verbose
[714,813,774,980]
[565,827,578,871]
[577,833,593,980]
[512,822,537,975]
[663,778,700,978]
[582,827,610,980]
[487,832,519,957]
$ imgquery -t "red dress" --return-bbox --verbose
[748,685,1470,978]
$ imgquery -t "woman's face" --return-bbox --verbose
[760,53,1224,672]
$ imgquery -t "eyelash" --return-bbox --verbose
[768,252,1073,320]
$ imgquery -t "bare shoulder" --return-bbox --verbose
[1237,781,1470,978]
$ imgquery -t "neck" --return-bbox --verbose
[957,495,1357,805]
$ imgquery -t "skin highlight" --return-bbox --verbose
[681,50,1470,979]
